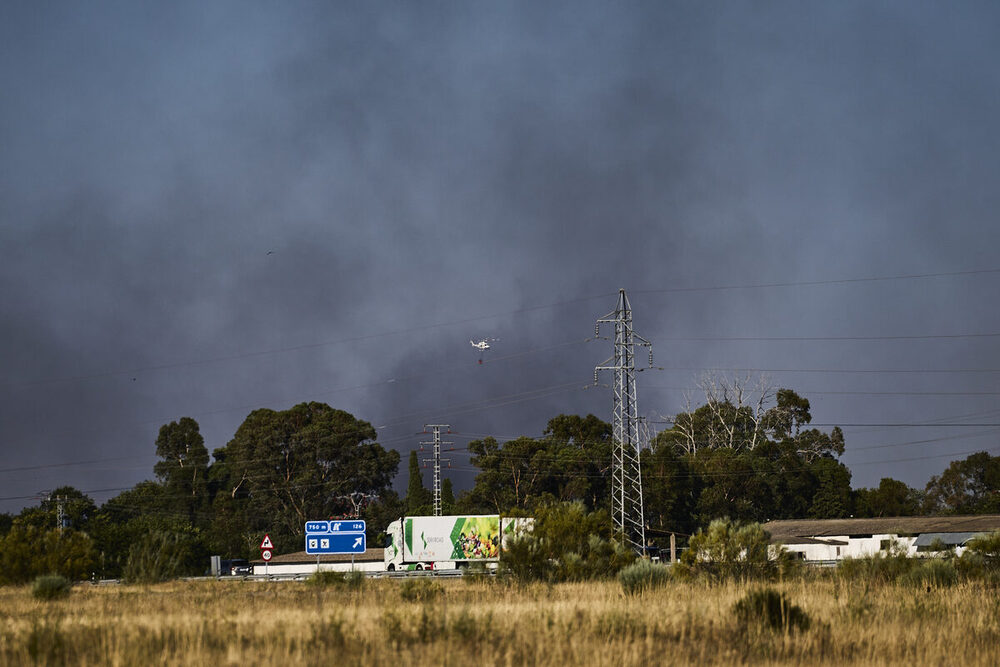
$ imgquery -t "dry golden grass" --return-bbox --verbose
[1,576,999,665]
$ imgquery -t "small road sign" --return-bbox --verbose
[260,534,274,550]
[261,549,272,561]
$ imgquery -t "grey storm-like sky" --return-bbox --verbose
[2,1,1000,514]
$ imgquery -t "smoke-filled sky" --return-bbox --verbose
[3,1,1000,514]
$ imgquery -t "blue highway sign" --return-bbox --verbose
[306,532,367,554]
[305,519,367,554]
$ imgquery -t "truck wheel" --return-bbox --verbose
[415,564,423,571]
[387,564,395,572]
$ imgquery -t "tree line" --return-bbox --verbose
[1,386,997,582]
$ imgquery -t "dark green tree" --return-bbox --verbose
[153,417,210,525]
[214,402,399,548]
[363,490,405,546]
[440,478,455,514]
[462,415,614,514]
[91,482,200,578]
[647,387,851,527]
[925,452,1000,514]
[807,457,853,518]
[17,486,97,533]
[642,438,699,539]
[404,450,433,514]
[854,478,923,517]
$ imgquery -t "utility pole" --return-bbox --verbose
[595,289,653,556]
[421,425,451,516]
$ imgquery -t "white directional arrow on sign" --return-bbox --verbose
[353,536,363,549]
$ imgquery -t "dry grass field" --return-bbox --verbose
[1,576,999,665]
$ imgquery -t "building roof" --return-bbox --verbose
[252,548,384,565]
[763,515,1000,543]
[783,536,848,546]
[913,532,981,547]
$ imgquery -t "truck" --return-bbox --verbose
[383,515,532,571]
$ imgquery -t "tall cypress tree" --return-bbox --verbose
[405,450,432,514]
[441,478,455,514]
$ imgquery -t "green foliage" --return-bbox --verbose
[853,478,924,517]
[649,387,854,531]
[461,415,612,514]
[679,518,791,581]
[398,578,444,602]
[733,588,811,633]
[641,442,699,539]
[17,487,98,534]
[901,559,958,588]
[461,562,490,583]
[618,559,672,595]
[213,403,399,542]
[955,532,1000,582]
[405,450,433,514]
[153,418,210,525]
[362,490,405,548]
[440,479,455,514]
[32,575,72,600]
[307,569,365,590]
[500,501,634,583]
[122,530,205,583]
[924,451,1000,514]
[836,549,914,585]
[964,530,1000,562]
[91,483,209,579]
[0,523,96,584]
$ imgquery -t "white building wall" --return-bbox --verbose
[783,534,919,562]
[253,561,385,576]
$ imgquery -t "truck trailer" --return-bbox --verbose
[384,515,531,571]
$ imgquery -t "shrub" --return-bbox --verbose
[399,578,444,602]
[837,552,913,585]
[733,588,810,633]
[957,531,1000,583]
[307,569,365,590]
[499,502,635,583]
[681,518,792,581]
[618,560,672,595]
[964,531,1000,562]
[0,524,96,584]
[462,562,490,584]
[122,530,203,584]
[902,559,957,588]
[32,575,72,600]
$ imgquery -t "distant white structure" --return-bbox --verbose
[251,549,384,576]
[763,515,1000,563]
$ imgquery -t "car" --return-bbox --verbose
[226,559,251,576]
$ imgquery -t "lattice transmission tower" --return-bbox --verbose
[595,289,652,555]
[421,424,451,516]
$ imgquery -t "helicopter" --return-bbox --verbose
[470,337,499,364]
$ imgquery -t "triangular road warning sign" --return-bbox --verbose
[260,534,274,550]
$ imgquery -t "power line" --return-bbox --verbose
[661,332,1000,342]
[646,385,1000,397]
[657,365,1000,375]
[632,267,1000,295]
[9,266,999,389]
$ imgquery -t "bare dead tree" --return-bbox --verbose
[695,372,775,452]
